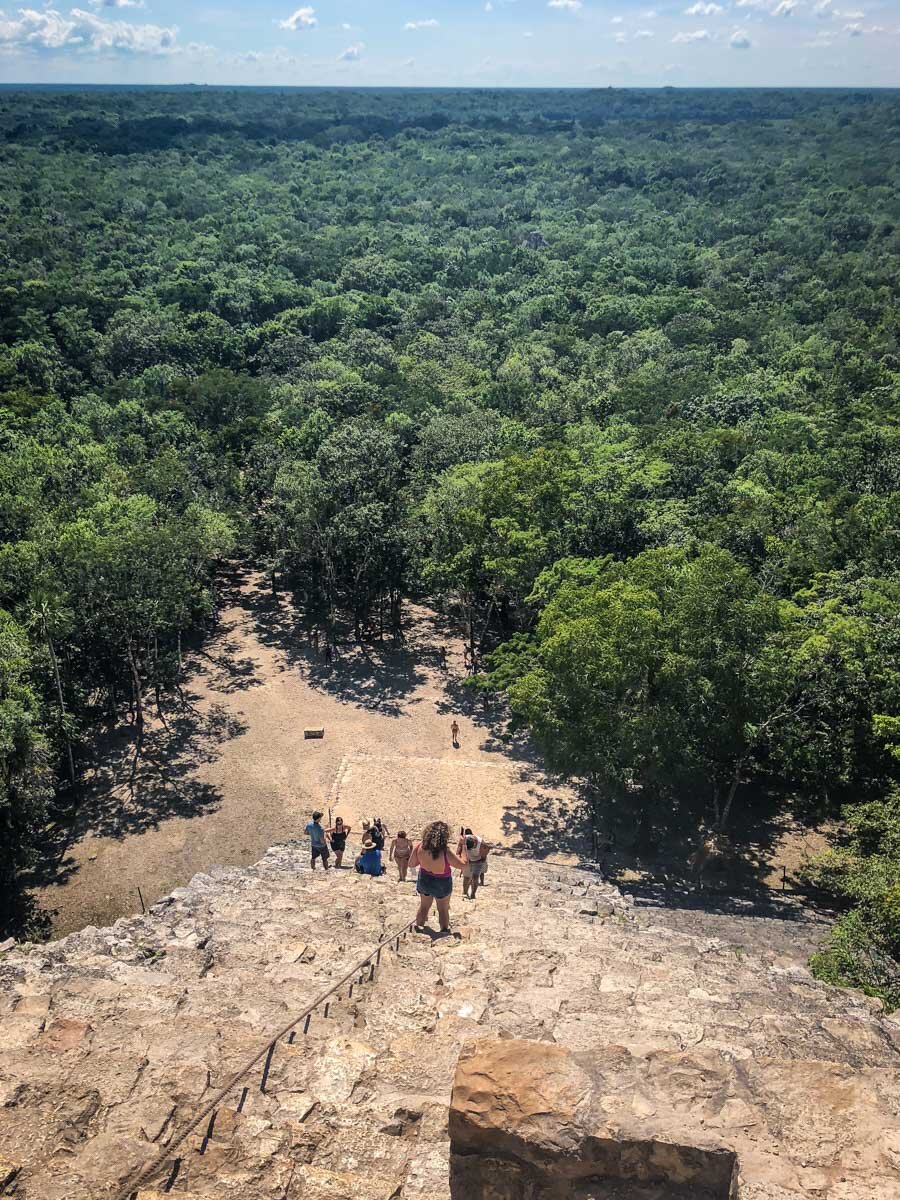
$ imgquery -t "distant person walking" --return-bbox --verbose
[451,719,460,748]
[370,817,388,851]
[456,827,490,900]
[306,810,330,871]
[390,830,412,881]
[327,816,350,868]
[410,820,467,933]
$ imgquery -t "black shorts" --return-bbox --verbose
[417,871,452,900]
[312,844,330,861]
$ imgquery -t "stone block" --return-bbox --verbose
[304,727,325,739]
[450,1039,740,1198]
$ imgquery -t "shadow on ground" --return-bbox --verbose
[29,700,246,897]
[230,569,429,717]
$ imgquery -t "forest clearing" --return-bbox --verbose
[37,566,832,940]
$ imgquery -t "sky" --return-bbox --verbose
[0,0,898,88]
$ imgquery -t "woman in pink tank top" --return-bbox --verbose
[410,820,467,933]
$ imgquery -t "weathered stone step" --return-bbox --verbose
[2,844,899,1200]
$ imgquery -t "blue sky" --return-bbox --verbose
[0,0,898,86]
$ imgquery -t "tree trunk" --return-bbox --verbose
[476,599,496,655]
[127,641,144,732]
[46,629,75,787]
[717,766,743,833]
[155,683,168,729]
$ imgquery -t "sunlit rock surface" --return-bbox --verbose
[0,844,898,1198]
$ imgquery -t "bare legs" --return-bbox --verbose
[415,894,433,928]
[334,850,344,868]
[396,856,409,881]
[415,895,451,932]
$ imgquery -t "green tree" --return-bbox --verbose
[0,610,53,932]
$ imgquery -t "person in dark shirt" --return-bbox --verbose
[369,817,388,851]
[305,811,330,870]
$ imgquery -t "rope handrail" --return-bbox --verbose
[113,916,415,1200]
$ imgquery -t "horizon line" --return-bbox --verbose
[2,82,900,91]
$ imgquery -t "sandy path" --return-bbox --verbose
[40,569,585,935]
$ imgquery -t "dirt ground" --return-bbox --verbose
[38,568,587,936]
[36,566,838,938]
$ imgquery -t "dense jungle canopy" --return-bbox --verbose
[0,86,898,1001]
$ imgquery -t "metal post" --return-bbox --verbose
[259,1042,276,1093]
[199,1111,217,1156]
[137,887,145,914]
[162,1158,181,1193]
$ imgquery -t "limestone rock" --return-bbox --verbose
[0,845,898,1199]
[450,1038,593,1156]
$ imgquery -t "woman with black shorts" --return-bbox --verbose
[327,817,350,868]
[409,820,468,933]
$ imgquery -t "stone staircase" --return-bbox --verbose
[1,846,899,1200]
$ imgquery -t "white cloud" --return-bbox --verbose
[338,40,363,59]
[634,27,655,36]
[548,0,582,10]
[402,55,415,65]
[89,0,145,9]
[643,8,658,16]
[485,1,493,9]
[523,28,534,35]
[771,0,797,14]
[730,28,752,45]
[0,7,177,54]
[404,18,439,29]
[685,2,723,13]
[278,7,317,32]
[612,30,626,40]
[229,46,298,68]
[611,15,624,23]
[813,0,833,14]
[672,27,712,40]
